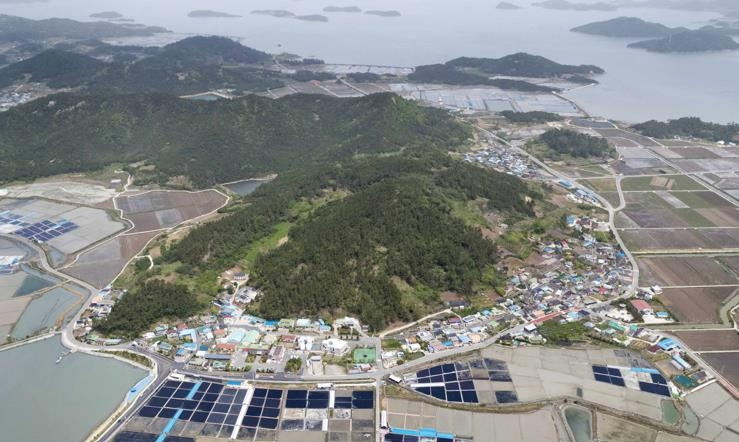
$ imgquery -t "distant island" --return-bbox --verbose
[323,6,362,13]
[365,10,401,17]
[408,53,603,91]
[496,2,522,10]
[188,10,242,18]
[296,15,329,22]
[251,10,328,22]
[251,10,296,18]
[89,11,123,20]
[533,0,617,11]
[628,30,739,52]
[572,17,685,38]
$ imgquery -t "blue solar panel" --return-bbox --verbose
[262,407,280,418]
[443,373,457,382]
[611,377,626,387]
[192,411,209,423]
[462,390,479,403]
[489,371,512,382]
[494,391,517,403]
[430,365,443,376]
[285,400,306,409]
[415,387,431,395]
[607,367,621,377]
[442,364,455,373]
[445,381,460,390]
[430,375,444,383]
[207,413,226,424]
[287,390,307,400]
[253,388,267,398]
[651,373,667,385]
[416,377,430,384]
[594,373,610,383]
[352,400,374,409]
[459,380,474,390]
[138,407,158,417]
[242,416,259,427]
[308,399,329,408]
[353,391,373,400]
[446,391,462,402]
[417,369,430,378]
[158,408,177,418]
[309,390,329,399]
[264,398,281,408]
[430,387,445,400]
[259,418,278,429]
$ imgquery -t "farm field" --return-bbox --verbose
[594,128,662,147]
[700,353,739,395]
[621,175,705,192]
[116,190,227,233]
[637,256,739,287]
[658,287,737,324]
[63,231,159,288]
[670,191,735,209]
[675,330,739,352]
[621,229,739,253]
[581,178,617,193]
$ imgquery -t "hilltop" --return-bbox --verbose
[572,17,685,38]
[628,29,739,52]
[0,92,468,187]
[0,49,105,88]
[533,0,617,11]
[497,2,522,9]
[632,117,739,142]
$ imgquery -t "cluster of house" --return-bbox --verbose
[74,286,124,341]
[463,146,539,179]
[501,227,633,325]
[129,301,378,374]
[382,312,497,368]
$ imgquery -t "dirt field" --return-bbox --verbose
[659,287,737,323]
[595,128,662,147]
[63,231,158,288]
[596,412,657,442]
[621,229,739,252]
[700,352,739,394]
[621,175,705,192]
[671,191,735,209]
[637,256,739,287]
[582,178,617,193]
[675,330,739,352]
[117,190,227,233]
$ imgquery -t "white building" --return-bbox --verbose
[321,338,349,355]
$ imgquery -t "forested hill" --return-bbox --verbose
[0,92,468,187]
[633,117,739,142]
[151,149,536,332]
[0,14,168,41]
[572,17,684,38]
[445,53,604,77]
[628,30,739,52]
[0,36,279,94]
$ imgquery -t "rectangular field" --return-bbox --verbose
[621,229,739,252]
[659,287,737,323]
[637,256,739,287]
[700,352,739,394]
[675,330,739,352]
[117,190,227,233]
[621,175,705,192]
[670,191,735,209]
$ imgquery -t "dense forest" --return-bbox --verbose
[159,149,536,331]
[0,92,467,186]
[499,110,563,124]
[95,280,201,338]
[537,129,616,159]
[408,64,556,92]
[632,117,739,142]
[0,37,280,94]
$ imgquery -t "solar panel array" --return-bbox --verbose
[113,431,195,442]
[592,365,626,387]
[384,434,454,442]
[14,218,78,242]
[137,380,244,438]
[0,211,29,229]
[413,363,479,404]
[242,388,284,430]
[639,373,670,397]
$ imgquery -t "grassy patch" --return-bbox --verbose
[582,178,617,193]
[447,198,490,228]
[242,221,292,268]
